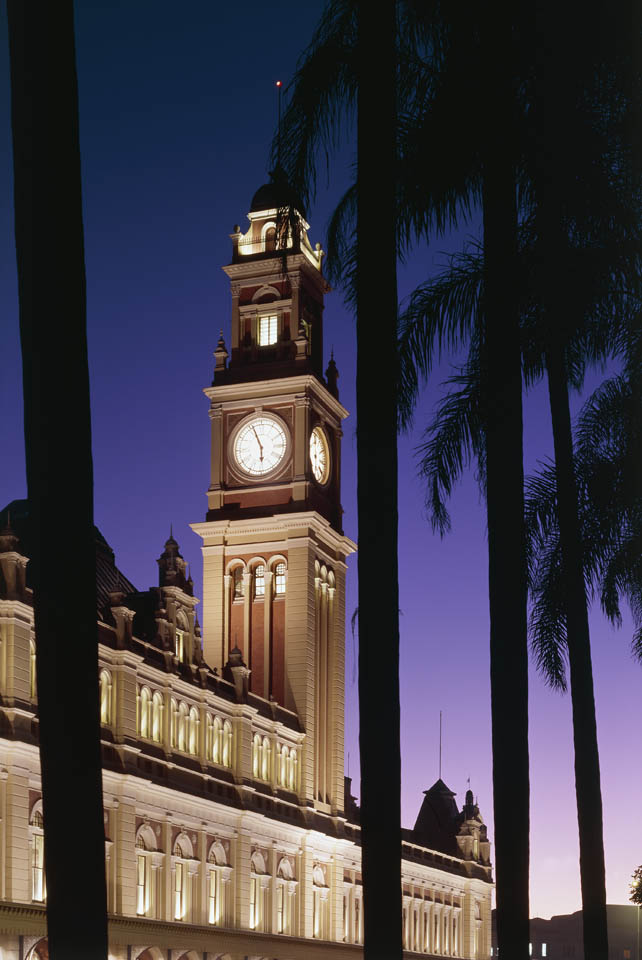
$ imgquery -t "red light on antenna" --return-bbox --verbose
[276,80,282,87]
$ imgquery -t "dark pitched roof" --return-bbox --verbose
[0,499,136,618]
[412,778,461,857]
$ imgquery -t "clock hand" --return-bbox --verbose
[252,427,264,461]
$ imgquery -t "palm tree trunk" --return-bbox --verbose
[7,3,108,958]
[356,2,402,958]
[545,348,608,960]
[481,7,530,958]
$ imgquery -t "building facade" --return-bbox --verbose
[0,174,493,960]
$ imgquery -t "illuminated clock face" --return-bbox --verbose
[233,415,288,477]
[309,426,330,484]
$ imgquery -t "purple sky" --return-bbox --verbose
[1,0,640,921]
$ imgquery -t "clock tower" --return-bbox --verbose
[192,172,355,814]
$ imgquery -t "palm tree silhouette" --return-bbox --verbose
[7,3,108,958]
[273,1,531,954]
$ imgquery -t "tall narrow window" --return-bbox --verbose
[174,860,184,920]
[261,736,271,781]
[170,698,178,748]
[232,566,244,599]
[274,561,286,595]
[254,565,265,598]
[188,706,199,755]
[222,719,232,767]
[152,691,163,743]
[30,638,36,699]
[288,747,297,791]
[32,833,45,902]
[208,869,217,924]
[252,734,261,778]
[265,226,277,251]
[258,315,278,346]
[136,849,146,915]
[178,702,188,752]
[138,686,151,738]
[175,628,185,662]
[99,670,111,724]
[355,896,361,943]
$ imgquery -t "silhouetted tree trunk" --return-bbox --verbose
[545,348,609,960]
[356,2,402,958]
[529,4,609,952]
[481,6,530,958]
[7,4,108,958]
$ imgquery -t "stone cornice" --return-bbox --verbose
[0,599,34,623]
[192,512,357,558]
[204,374,349,423]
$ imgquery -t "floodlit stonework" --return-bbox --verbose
[0,175,493,960]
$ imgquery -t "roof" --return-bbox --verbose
[249,166,305,216]
[0,499,137,619]
[412,778,461,857]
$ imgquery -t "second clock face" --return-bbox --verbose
[233,415,288,477]
[310,425,330,484]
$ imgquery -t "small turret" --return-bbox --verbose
[0,513,29,602]
[325,351,339,399]
[157,530,192,595]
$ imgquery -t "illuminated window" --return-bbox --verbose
[542,945,547,957]
[174,860,185,920]
[170,698,178,748]
[175,628,186,662]
[138,686,151,738]
[277,883,284,933]
[232,566,244,599]
[208,869,218,924]
[30,804,45,903]
[136,850,147,915]
[250,876,258,929]
[222,719,232,767]
[265,226,277,251]
[177,702,188,752]
[258,315,278,346]
[261,736,271,781]
[274,561,286,595]
[254,565,265,598]
[252,734,261,778]
[288,747,297,791]
[278,743,288,786]
[151,691,163,742]
[188,706,199,755]
[99,670,112,725]
[30,638,36,699]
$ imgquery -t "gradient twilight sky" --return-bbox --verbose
[1,1,640,921]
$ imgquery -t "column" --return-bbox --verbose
[223,573,232,658]
[234,829,251,929]
[242,573,252,660]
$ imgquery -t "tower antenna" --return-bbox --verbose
[276,81,282,164]
[439,710,443,780]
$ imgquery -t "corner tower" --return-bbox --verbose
[192,172,355,815]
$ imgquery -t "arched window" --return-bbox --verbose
[30,802,45,902]
[170,698,178,749]
[261,736,271,781]
[232,566,244,599]
[99,669,112,725]
[274,561,286,595]
[254,564,265,598]
[207,840,228,926]
[29,638,36,699]
[177,702,188,752]
[151,691,163,743]
[188,706,199,756]
[208,715,221,763]
[288,747,298,791]
[138,686,151,738]
[264,226,277,251]
[222,719,232,767]
[252,733,261,778]
[135,824,156,917]
[278,743,288,786]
